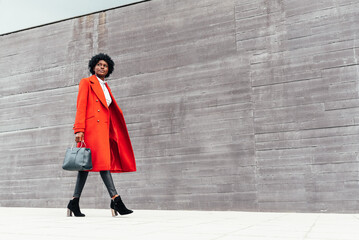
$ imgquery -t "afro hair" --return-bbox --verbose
[88,53,115,78]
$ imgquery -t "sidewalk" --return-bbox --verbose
[0,207,359,240]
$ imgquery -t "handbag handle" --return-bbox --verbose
[71,141,87,149]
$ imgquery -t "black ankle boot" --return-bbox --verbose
[111,196,133,216]
[67,198,85,217]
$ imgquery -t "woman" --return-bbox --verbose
[67,53,136,217]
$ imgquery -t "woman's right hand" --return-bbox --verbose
[75,132,84,143]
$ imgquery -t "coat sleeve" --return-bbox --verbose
[73,78,90,134]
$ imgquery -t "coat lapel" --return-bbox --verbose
[105,82,115,105]
[89,75,108,109]
[105,82,123,113]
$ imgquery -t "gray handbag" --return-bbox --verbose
[62,141,92,171]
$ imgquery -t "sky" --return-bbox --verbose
[0,0,143,35]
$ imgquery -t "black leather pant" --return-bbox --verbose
[73,171,118,198]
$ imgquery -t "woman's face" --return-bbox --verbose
[94,60,109,79]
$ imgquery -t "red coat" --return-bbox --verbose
[73,75,136,173]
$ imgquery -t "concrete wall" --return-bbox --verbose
[1,0,359,212]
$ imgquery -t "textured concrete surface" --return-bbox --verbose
[1,0,359,212]
[1,207,359,240]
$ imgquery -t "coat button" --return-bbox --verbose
[96,99,99,102]
[98,109,100,112]
[97,120,100,122]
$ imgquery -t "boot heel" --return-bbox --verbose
[111,208,118,217]
[67,208,73,217]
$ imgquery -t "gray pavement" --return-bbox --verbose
[0,207,359,239]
